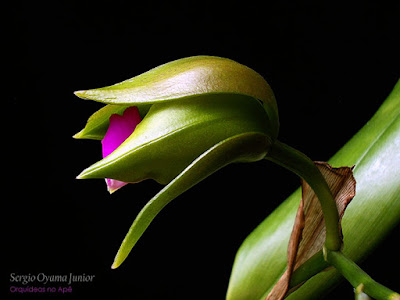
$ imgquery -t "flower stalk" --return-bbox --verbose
[265,140,342,251]
[324,247,400,300]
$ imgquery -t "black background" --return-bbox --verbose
[7,1,399,299]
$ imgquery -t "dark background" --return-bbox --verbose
[7,1,399,299]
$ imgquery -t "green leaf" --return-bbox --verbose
[74,56,279,140]
[111,132,271,269]
[227,79,400,300]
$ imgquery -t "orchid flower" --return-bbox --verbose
[74,56,399,300]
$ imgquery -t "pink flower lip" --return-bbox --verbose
[101,106,142,193]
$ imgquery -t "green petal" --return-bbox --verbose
[73,104,151,140]
[111,132,271,269]
[227,79,400,300]
[74,56,279,140]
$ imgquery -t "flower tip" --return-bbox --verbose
[76,169,90,180]
[74,90,84,96]
[72,131,83,139]
[106,179,128,194]
[107,186,118,194]
[74,90,89,99]
[111,262,119,270]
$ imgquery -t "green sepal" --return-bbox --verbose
[77,94,272,185]
[227,79,400,300]
[111,132,272,269]
[74,56,279,140]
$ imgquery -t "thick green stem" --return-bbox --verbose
[325,248,400,300]
[265,140,342,251]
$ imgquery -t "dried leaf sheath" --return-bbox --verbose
[267,162,356,300]
[266,200,305,300]
[296,163,356,266]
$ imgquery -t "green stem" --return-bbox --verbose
[264,140,342,251]
[325,248,400,300]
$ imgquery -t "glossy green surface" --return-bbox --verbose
[227,80,400,299]
[74,56,279,140]
[111,132,271,269]
[77,94,271,185]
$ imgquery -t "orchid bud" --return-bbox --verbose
[77,93,274,185]
[75,56,278,267]
[76,56,278,185]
